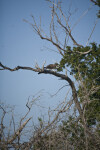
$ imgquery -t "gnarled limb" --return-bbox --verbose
[0,62,83,120]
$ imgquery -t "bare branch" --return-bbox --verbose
[0,62,41,72]
[7,117,31,144]
[76,49,92,55]
[0,105,6,141]
[50,1,83,47]
[38,70,83,118]
[24,17,64,56]
[0,62,83,120]
[49,84,68,97]
[23,2,95,55]
[71,4,93,31]
[57,19,83,47]
[86,19,98,46]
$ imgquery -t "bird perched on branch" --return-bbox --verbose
[44,63,59,69]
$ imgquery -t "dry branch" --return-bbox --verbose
[7,117,31,144]
[0,62,83,120]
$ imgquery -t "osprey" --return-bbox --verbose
[44,63,59,69]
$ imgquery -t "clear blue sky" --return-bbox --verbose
[0,0,100,123]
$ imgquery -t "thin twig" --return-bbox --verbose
[86,19,98,46]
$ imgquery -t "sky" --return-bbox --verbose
[0,0,100,126]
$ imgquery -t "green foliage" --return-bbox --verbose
[60,43,100,81]
[96,0,100,17]
[91,0,100,18]
[60,43,100,127]
[96,0,100,6]
[60,118,86,150]
[57,115,100,150]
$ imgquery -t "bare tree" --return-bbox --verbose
[0,0,100,149]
